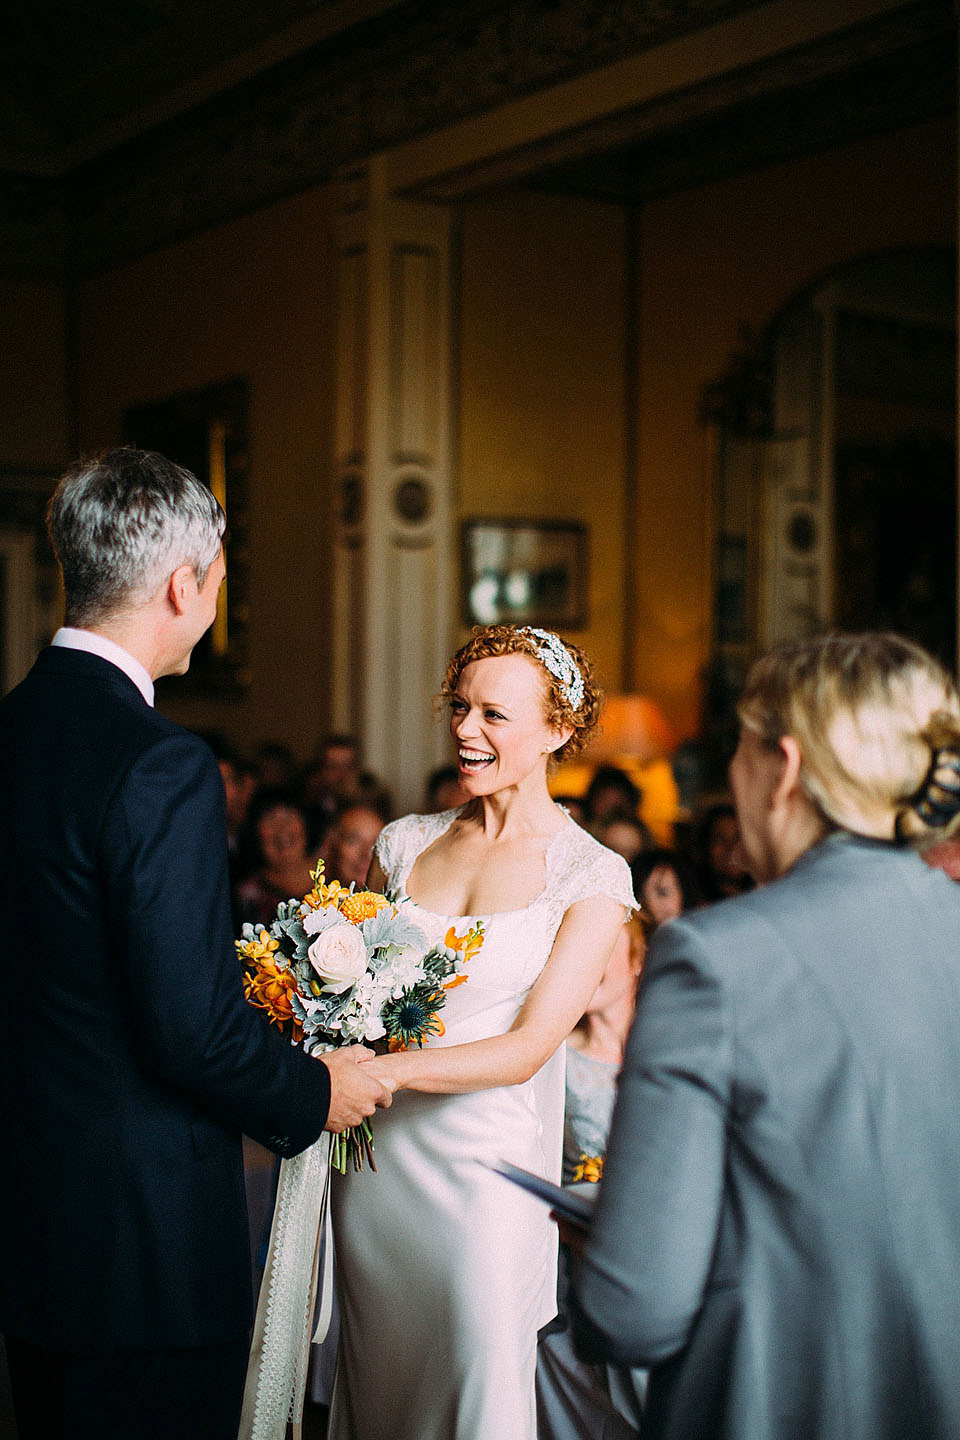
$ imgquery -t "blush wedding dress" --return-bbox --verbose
[326,808,635,1440]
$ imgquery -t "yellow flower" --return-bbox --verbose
[571,1153,605,1184]
[236,927,280,965]
[440,920,484,988]
[300,859,350,912]
[339,890,390,925]
[444,921,485,960]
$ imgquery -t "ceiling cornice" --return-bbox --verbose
[0,0,952,278]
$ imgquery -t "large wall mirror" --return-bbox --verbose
[706,247,957,757]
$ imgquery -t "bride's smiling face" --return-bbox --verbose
[449,653,569,795]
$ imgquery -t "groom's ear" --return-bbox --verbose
[167,563,195,616]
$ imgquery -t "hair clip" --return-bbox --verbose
[915,747,960,826]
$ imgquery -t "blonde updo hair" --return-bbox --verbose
[737,632,960,843]
[439,624,601,764]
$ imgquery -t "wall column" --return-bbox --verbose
[331,156,456,815]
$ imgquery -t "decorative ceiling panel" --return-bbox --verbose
[0,0,952,276]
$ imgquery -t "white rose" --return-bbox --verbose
[307,921,369,993]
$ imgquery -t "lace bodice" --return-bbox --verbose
[376,807,636,935]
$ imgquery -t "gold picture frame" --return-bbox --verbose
[461,518,588,629]
[124,377,250,700]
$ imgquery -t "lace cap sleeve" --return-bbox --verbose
[549,822,637,917]
[373,809,459,896]
[372,817,403,885]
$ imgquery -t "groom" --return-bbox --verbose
[0,448,392,1440]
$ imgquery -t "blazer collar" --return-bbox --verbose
[51,626,154,705]
[32,645,151,707]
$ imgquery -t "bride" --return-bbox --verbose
[326,624,636,1440]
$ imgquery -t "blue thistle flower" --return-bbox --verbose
[382,982,446,1049]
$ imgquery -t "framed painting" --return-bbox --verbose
[0,465,62,694]
[461,518,588,629]
[124,376,250,700]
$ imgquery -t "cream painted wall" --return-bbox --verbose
[70,187,340,759]
[633,114,956,738]
[0,277,69,468]
[457,188,628,698]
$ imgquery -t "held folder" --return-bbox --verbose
[490,1159,595,1227]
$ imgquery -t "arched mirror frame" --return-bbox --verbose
[704,245,958,762]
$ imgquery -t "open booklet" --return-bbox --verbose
[490,1159,597,1227]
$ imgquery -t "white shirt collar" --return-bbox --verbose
[52,627,155,707]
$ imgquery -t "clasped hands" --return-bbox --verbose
[321,1046,397,1133]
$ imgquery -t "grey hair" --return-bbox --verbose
[47,448,226,626]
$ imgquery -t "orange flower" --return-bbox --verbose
[240,936,302,1039]
[444,921,485,963]
[339,890,390,925]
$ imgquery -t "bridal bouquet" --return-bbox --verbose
[237,861,484,1172]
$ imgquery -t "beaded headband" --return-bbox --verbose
[520,627,585,711]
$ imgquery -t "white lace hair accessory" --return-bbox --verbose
[520,627,585,711]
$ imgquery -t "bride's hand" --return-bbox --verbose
[321,1046,396,1132]
[357,1052,408,1091]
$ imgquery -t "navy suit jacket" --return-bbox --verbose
[573,831,960,1440]
[0,647,331,1352]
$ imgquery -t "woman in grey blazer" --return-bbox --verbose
[571,632,960,1440]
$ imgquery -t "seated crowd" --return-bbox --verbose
[202,724,771,940]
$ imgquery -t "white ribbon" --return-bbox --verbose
[238,1133,334,1440]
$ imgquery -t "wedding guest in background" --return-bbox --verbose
[572,631,960,1440]
[584,764,642,827]
[630,848,702,923]
[235,753,262,821]
[302,732,361,829]
[235,787,316,928]
[253,738,298,790]
[693,799,753,901]
[322,803,386,888]
[347,768,393,822]
[0,448,390,1440]
[198,730,259,888]
[424,762,472,812]
[537,915,651,1440]
[598,810,653,865]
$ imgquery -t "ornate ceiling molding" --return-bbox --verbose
[0,0,952,277]
[519,15,956,205]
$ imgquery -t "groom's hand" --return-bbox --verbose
[321,1046,395,1132]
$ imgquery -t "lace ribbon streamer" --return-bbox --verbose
[239,1133,335,1440]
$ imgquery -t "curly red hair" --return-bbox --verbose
[438,624,602,764]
